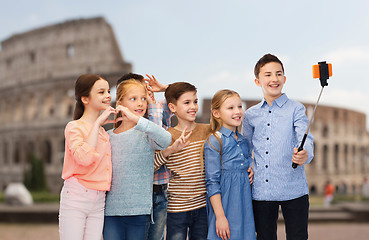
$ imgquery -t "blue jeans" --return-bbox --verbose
[103,215,149,240]
[166,207,207,240]
[146,190,168,240]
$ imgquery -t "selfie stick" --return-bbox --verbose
[292,61,332,168]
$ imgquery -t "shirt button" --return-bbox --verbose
[267,123,270,126]
[266,151,269,154]
[265,179,269,182]
[105,139,108,142]
[86,190,88,192]
[267,137,269,140]
[107,168,109,171]
[269,111,271,113]
[106,153,109,156]
[265,165,268,168]
[237,144,240,147]
[241,153,243,156]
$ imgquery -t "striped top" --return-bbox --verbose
[155,123,211,213]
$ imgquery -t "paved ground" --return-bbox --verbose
[1,222,369,240]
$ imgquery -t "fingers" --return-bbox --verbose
[216,229,230,240]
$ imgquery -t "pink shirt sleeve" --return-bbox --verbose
[65,122,100,167]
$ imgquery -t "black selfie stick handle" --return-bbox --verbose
[292,133,308,168]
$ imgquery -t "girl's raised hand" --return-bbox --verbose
[145,74,167,92]
[116,105,140,124]
[96,106,118,126]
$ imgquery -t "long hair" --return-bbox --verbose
[73,74,107,120]
[201,90,241,170]
[114,79,147,128]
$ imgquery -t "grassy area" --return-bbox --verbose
[0,191,59,203]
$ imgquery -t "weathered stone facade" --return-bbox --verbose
[198,99,369,195]
[0,17,132,192]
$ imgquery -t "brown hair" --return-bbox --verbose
[114,79,147,128]
[164,82,197,105]
[73,74,107,120]
[254,53,284,78]
[117,73,144,86]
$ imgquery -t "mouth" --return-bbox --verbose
[188,110,197,116]
[103,100,111,105]
[269,83,280,88]
[232,116,242,120]
[135,109,145,114]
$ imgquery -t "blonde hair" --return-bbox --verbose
[201,90,241,170]
[114,79,147,128]
[210,89,240,134]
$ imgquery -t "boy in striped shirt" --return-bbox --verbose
[154,82,210,240]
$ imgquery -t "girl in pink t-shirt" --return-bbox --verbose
[59,74,117,240]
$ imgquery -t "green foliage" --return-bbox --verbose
[30,191,60,202]
[24,153,47,192]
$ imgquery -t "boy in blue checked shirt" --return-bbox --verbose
[117,73,172,240]
[242,54,314,240]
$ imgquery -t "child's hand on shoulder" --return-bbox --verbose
[116,105,140,124]
[292,148,308,166]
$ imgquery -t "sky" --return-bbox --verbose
[1,0,369,128]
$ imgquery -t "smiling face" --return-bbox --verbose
[255,61,286,105]
[169,91,198,123]
[118,85,147,117]
[213,95,243,132]
[83,79,111,111]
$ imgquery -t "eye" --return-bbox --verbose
[142,97,147,101]
[108,90,111,93]
[194,100,198,104]
[130,97,136,101]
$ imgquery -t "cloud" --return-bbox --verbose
[324,47,369,66]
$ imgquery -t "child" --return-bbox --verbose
[242,54,314,240]
[154,82,210,240]
[204,89,256,240]
[59,74,117,240]
[117,73,172,240]
[103,79,172,239]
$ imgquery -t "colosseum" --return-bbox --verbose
[0,17,368,196]
[198,99,369,195]
[0,17,131,192]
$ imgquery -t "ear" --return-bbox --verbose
[254,78,262,87]
[212,109,220,119]
[81,96,89,105]
[283,76,286,84]
[168,102,176,113]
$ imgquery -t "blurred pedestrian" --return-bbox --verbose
[324,181,335,208]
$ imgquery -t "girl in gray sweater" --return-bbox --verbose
[103,80,172,240]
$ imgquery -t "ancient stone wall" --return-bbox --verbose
[0,17,132,192]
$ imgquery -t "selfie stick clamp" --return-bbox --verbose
[292,61,332,168]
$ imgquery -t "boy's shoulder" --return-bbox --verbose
[168,123,211,141]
